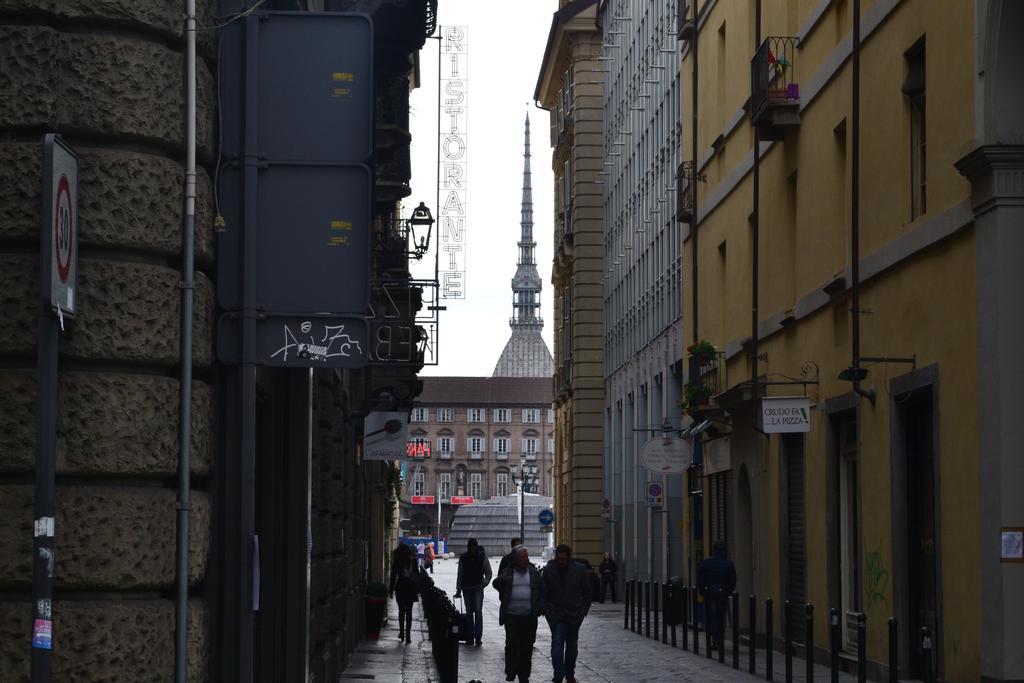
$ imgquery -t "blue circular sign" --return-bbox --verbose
[538,509,554,525]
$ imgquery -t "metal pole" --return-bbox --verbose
[851,0,862,395]
[785,600,793,682]
[732,592,740,669]
[645,581,651,637]
[805,604,814,682]
[174,0,197,680]
[751,0,762,407]
[624,580,631,629]
[830,608,840,683]
[766,598,774,680]
[856,613,866,683]
[888,617,898,683]
[654,579,660,639]
[749,595,757,673]
[662,582,668,643]
[690,0,699,344]
[31,287,58,683]
[681,585,689,650]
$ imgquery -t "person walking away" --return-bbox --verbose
[416,541,426,569]
[454,537,492,645]
[424,540,435,574]
[492,546,544,683]
[389,543,420,644]
[498,537,524,576]
[542,544,591,683]
[598,553,618,603]
[697,540,737,654]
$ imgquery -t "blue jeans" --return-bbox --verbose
[549,618,581,680]
[463,587,484,641]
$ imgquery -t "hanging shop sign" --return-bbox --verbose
[406,441,431,459]
[703,437,732,476]
[760,396,812,433]
[438,26,468,299]
[640,436,693,475]
[363,411,409,461]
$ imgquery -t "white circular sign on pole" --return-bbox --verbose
[640,436,693,475]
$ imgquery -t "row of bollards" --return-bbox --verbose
[622,579,937,683]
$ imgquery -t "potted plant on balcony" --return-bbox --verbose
[682,381,712,416]
[365,580,389,639]
[686,339,716,362]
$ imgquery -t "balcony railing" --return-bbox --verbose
[750,36,800,137]
[438,451,452,460]
[495,452,509,461]
[470,452,482,460]
[685,351,726,415]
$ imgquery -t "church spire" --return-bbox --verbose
[511,111,541,327]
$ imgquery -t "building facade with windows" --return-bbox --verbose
[535,0,606,569]
[595,0,686,590]
[400,377,555,541]
[680,1,1023,681]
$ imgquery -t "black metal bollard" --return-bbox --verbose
[654,580,660,640]
[662,583,669,643]
[732,592,740,670]
[888,617,898,683]
[645,581,652,638]
[805,604,815,682]
[682,585,690,651]
[693,589,701,656]
[857,613,866,683]
[766,598,774,681]
[707,606,714,659]
[625,580,631,630]
[830,607,840,683]
[921,627,934,683]
[784,600,793,683]
[749,595,757,674]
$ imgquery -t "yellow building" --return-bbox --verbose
[680,0,1023,680]
[535,0,606,566]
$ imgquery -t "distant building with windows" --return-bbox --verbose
[400,376,555,542]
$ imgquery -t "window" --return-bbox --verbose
[547,408,555,424]
[523,437,539,454]
[436,408,454,422]
[494,437,510,454]
[497,473,509,497]
[413,470,426,496]
[493,408,512,422]
[410,407,428,422]
[439,473,451,501]
[547,437,554,454]
[905,39,926,219]
[470,473,482,499]
[437,436,453,455]
[522,408,540,423]
[468,436,485,453]
[468,408,486,423]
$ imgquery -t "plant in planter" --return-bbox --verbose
[686,339,716,359]
[365,581,389,639]
[682,381,712,416]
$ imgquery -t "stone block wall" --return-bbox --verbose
[0,1,217,679]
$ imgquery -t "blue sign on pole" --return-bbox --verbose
[538,509,554,526]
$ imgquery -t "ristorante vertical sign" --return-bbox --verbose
[439,26,467,299]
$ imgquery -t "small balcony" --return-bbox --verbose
[750,36,800,140]
[495,451,509,461]
[470,452,483,461]
[438,451,452,460]
[684,350,726,417]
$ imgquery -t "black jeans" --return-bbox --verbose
[504,613,538,682]
[397,600,414,637]
[601,576,617,603]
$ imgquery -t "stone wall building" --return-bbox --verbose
[0,0,435,680]
[534,0,607,570]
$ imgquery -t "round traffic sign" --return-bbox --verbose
[54,174,73,283]
[538,508,554,526]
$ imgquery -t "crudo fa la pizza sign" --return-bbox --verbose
[761,396,812,433]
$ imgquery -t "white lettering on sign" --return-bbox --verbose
[439,26,468,299]
[760,397,812,433]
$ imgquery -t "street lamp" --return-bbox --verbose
[405,201,434,260]
[513,460,539,545]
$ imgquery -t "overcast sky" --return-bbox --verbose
[408,1,557,377]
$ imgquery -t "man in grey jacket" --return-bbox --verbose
[492,546,544,683]
[541,544,591,683]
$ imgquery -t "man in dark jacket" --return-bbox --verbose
[598,552,618,603]
[541,544,591,683]
[497,537,524,576]
[455,538,492,645]
[492,546,544,683]
[697,540,737,653]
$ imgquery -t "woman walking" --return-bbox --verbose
[389,543,420,643]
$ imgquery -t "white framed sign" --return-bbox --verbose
[761,396,811,434]
[640,436,693,475]
[363,411,409,460]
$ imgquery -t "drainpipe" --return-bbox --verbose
[690,0,699,345]
[175,0,197,680]
[751,0,762,411]
[850,0,874,404]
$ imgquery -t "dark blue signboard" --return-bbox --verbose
[219,315,368,368]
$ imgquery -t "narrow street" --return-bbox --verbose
[341,556,765,682]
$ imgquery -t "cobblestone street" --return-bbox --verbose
[341,556,767,682]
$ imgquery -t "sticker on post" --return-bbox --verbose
[34,517,54,537]
[32,619,52,650]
